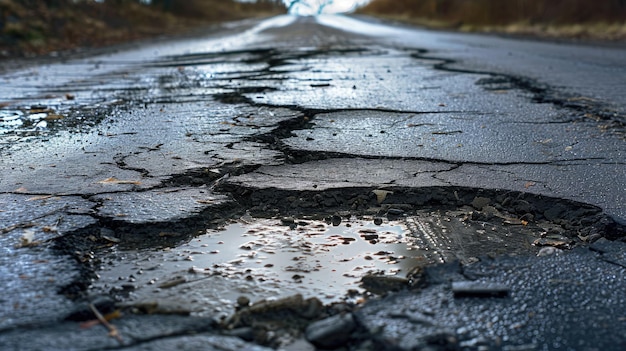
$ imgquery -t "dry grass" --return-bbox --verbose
[0,0,285,57]
[358,0,626,41]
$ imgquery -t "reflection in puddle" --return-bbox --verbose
[199,218,417,288]
[94,217,420,316]
[93,208,549,317]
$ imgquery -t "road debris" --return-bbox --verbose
[451,281,510,298]
[89,303,123,344]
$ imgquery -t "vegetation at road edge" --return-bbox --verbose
[358,0,626,41]
[0,0,286,58]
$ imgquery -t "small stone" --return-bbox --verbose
[281,217,296,226]
[513,199,533,214]
[305,313,356,349]
[387,208,405,216]
[331,215,342,226]
[471,197,490,210]
[237,296,251,308]
[361,233,378,241]
[158,276,186,289]
[544,204,567,221]
[300,297,324,319]
[360,275,408,295]
[121,283,136,290]
[282,338,316,351]
[537,246,562,256]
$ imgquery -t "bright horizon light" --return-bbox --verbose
[283,0,372,15]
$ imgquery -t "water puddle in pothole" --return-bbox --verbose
[94,217,424,317]
[93,209,555,317]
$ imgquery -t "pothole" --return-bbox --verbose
[93,218,405,316]
[91,206,561,318]
[0,103,113,150]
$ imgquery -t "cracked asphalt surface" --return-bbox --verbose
[1,15,625,351]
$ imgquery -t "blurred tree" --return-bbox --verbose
[151,0,172,11]
[42,0,69,7]
[360,0,626,24]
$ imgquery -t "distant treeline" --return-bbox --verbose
[10,0,286,19]
[359,0,626,25]
[0,0,286,56]
[147,0,285,19]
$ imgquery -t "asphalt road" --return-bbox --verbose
[0,15,625,350]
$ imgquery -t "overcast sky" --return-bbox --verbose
[284,0,372,15]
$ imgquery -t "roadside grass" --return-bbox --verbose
[469,22,626,42]
[0,0,285,58]
[357,0,626,41]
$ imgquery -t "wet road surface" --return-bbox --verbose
[1,15,625,350]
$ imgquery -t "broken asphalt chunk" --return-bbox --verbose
[451,281,510,298]
[305,313,356,349]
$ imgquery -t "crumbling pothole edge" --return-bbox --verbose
[220,182,626,242]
